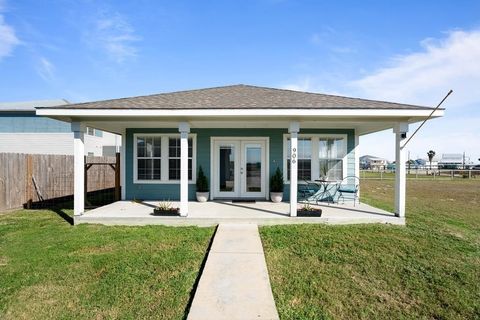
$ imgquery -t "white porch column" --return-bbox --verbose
[394,123,409,217]
[120,130,126,200]
[179,122,190,217]
[289,122,300,217]
[71,122,85,216]
[354,131,360,199]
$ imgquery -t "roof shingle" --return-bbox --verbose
[37,84,433,110]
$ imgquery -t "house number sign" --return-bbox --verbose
[291,147,297,164]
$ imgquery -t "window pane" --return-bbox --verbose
[137,159,161,180]
[220,146,235,191]
[169,159,180,180]
[137,137,145,157]
[287,138,311,180]
[153,137,162,157]
[169,138,180,157]
[246,146,262,192]
[320,159,343,180]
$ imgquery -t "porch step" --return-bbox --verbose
[187,223,279,320]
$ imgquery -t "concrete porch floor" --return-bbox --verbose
[75,200,404,226]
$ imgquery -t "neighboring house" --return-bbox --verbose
[360,155,388,171]
[36,84,444,218]
[417,157,439,170]
[439,153,464,169]
[0,100,120,156]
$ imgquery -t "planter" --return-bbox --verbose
[152,207,180,216]
[196,192,209,202]
[297,208,322,217]
[270,192,283,203]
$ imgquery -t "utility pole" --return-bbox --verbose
[408,150,411,174]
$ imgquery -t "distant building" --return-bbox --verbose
[439,153,464,169]
[360,155,388,171]
[0,100,120,156]
[416,157,439,170]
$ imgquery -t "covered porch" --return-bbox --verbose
[74,200,404,226]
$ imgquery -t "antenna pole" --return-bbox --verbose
[402,90,452,149]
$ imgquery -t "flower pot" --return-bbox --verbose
[270,192,283,203]
[152,207,180,216]
[196,192,209,202]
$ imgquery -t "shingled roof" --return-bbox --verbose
[38,84,433,110]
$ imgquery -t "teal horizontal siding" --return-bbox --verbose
[125,128,356,202]
[0,113,71,133]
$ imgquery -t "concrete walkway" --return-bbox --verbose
[187,223,279,320]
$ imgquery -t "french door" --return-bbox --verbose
[212,138,267,199]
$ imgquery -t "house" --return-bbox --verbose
[439,153,465,169]
[360,155,389,171]
[36,84,444,219]
[0,100,120,156]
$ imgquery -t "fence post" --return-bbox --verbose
[115,152,120,201]
[25,154,33,209]
[380,171,383,180]
[469,170,472,179]
[451,170,454,179]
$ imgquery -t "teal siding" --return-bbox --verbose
[0,112,71,133]
[125,128,355,201]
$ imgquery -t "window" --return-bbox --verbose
[284,134,347,182]
[86,127,103,137]
[287,138,312,180]
[319,138,345,180]
[134,134,196,183]
[136,136,162,180]
[168,137,193,180]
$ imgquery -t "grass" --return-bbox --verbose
[261,179,480,319]
[0,209,214,319]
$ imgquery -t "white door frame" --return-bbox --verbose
[210,137,269,200]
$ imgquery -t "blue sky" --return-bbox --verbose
[1,0,479,162]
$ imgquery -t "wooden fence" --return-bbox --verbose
[0,153,119,211]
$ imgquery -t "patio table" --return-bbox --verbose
[313,179,341,204]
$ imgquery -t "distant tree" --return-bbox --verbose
[427,150,436,171]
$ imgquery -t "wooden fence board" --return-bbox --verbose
[0,153,117,211]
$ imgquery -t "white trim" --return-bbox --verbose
[210,136,269,200]
[120,131,126,200]
[283,133,348,183]
[132,133,197,184]
[37,108,445,118]
[354,131,360,199]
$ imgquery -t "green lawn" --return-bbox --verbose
[261,179,480,319]
[0,209,214,319]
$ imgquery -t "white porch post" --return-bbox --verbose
[179,122,190,217]
[354,131,360,199]
[289,122,300,217]
[120,130,126,200]
[394,123,408,217]
[71,122,85,216]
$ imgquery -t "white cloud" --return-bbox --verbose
[353,29,480,163]
[86,11,140,63]
[0,14,20,61]
[282,77,313,91]
[351,29,480,107]
[36,56,55,81]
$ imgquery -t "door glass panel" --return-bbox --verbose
[219,146,235,192]
[246,146,262,192]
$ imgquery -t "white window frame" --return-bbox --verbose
[283,133,348,183]
[133,133,197,184]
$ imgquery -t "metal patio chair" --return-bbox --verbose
[336,176,360,206]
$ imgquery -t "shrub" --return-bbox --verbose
[270,167,284,193]
[196,166,209,192]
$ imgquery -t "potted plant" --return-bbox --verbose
[196,166,209,202]
[297,203,322,217]
[269,167,284,203]
[152,201,180,216]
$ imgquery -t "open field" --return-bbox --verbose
[0,210,214,319]
[261,179,480,319]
